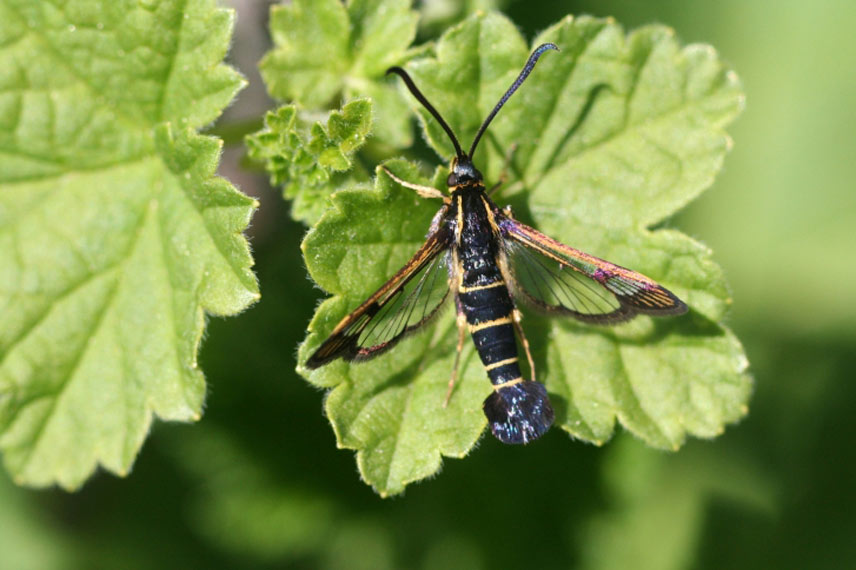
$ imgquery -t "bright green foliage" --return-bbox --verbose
[247,99,373,225]
[0,0,257,489]
[261,0,421,147]
[0,0,850,568]
[299,12,749,495]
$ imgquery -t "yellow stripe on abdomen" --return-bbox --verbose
[468,316,513,333]
[458,280,505,293]
[485,357,519,371]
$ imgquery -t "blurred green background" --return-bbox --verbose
[3,0,854,568]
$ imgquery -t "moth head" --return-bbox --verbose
[447,156,483,188]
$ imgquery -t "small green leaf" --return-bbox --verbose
[261,0,420,147]
[0,0,257,489]
[247,99,373,225]
[300,12,750,495]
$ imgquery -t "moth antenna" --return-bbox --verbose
[387,66,465,159]
[468,43,559,158]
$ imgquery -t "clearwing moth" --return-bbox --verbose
[306,43,687,444]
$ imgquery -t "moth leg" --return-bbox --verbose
[487,142,519,196]
[444,297,468,407]
[381,166,449,202]
[427,204,449,235]
[512,308,537,383]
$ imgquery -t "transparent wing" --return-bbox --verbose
[501,218,687,324]
[504,237,630,322]
[306,229,453,367]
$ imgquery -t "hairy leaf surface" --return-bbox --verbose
[0,0,257,489]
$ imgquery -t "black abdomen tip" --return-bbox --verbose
[483,381,554,444]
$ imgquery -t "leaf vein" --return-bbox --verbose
[3,3,145,129]
[17,275,120,474]
[0,155,153,229]
[156,0,190,122]
[611,342,671,444]
[527,20,608,179]
[0,193,150,366]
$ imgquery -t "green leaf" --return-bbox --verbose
[247,99,373,225]
[0,0,257,489]
[299,12,750,495]
[260,0,420,148]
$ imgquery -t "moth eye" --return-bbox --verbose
[446,173,458,187]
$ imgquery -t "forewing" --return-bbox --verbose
[500,219,687,323]
[306,229,452,367]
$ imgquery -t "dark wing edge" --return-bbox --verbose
[305,228,453,368]
[500,218,688,324]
